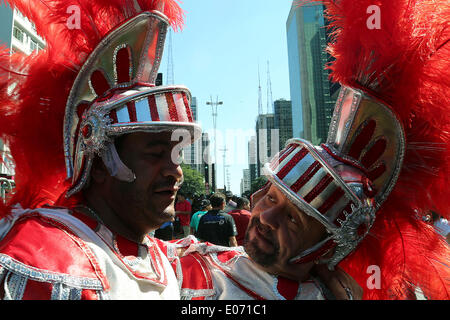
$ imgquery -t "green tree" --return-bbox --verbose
[179,164,206,197]
[251,176,268,194]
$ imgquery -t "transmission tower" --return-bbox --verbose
[258,63,263,115]
[166,28,174,85]
[266,61,273,114]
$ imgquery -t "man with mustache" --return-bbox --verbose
[173,0,450,300]
[172,148,363,300]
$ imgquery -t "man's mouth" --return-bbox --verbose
[251,220,276,252]
[153,185,179,199]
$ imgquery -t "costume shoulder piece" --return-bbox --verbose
[0,207,108,300]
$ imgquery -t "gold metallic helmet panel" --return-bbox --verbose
[63,11,201,197]
[324,86,405,209]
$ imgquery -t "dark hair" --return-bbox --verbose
[200,199,211,210]
[177,191,186,198]
[236,197,250,209]
[209,193,225,208]
[225,191,233,200]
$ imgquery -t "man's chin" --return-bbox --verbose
[244,237,279,268]
[159,206,175,220]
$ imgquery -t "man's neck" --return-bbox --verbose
[82,191,147,243]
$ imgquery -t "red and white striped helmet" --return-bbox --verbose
[63,11,201,197]
[262,87,405,269]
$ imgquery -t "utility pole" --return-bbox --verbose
[219,146,228,191]
[206,96,223,191]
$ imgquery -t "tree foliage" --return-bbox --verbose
[251,175,268,193]
[179,164,206,197]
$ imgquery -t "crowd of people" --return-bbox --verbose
[154,191,252,248]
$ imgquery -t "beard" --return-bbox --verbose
[243,217,280,268]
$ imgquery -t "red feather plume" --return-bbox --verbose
[299,0,450,299]
[0,0,185,214]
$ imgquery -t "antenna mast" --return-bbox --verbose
[166,29,174,85]
[267,61,273,114]
[258,63,263,115]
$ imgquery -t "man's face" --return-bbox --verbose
[244,184,326,275]
[103,131,183,234]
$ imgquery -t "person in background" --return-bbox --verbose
[154,220,174,241]
[224,191,237,213]
[196,193,238,247]
[175,192,192,238]
[190,199,212,235]
[228,197,252,246]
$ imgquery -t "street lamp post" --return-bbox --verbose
[206,96,223,192]
[219,147,228,191]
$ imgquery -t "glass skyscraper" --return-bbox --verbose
[286,2,339,145]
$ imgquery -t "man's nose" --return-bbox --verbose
[162,154,183,181]
[259,206,282,230]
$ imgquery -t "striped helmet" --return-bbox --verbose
[63,11,201,197]
[262,86,405,269]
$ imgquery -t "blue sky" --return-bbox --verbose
[161,0,294,194]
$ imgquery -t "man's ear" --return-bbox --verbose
[90,156,109,184]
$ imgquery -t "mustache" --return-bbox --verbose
[152,176,183,192]
[248,216,277,245]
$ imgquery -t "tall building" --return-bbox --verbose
[286,3,338,145]
[184,97,199,168]
[240,168,251,196]
[248,135,258,184]
[0,5,45,186]
[0,140,14,178]
[274,99,293,148]
[0,6,45,55]
[255,114,278,177]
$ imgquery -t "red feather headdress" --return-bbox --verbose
[0,0,185,212]
[301,0,450,299]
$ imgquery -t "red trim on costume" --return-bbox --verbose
[115,234,139,257]
[165,92,179,122]
[271,145,296,170]
[109,109,119,124]
[107,235,168,287]
[317,188,345,215]
[22,279,52,300]
[320,144,369,175]
[368,162,386,181]
[290,161,321,193]
[361,139,387,168]
[276,276,300,300]
[348,120,376,159]
[303,173,333,203]
[182,93,193,122]
[90,70,111,97]
[70,210,99,231]
[276,147,308,180]
[127,101,137,122]
[148,95,160,121]
[115,47,131,83]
